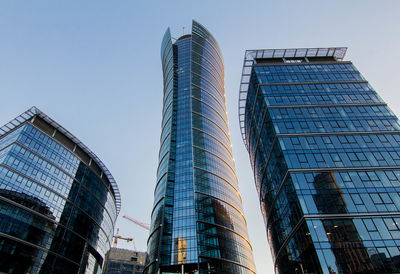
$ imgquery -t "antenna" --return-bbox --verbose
[183,26,186,35]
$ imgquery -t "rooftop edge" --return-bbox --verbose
[238,47,348,150]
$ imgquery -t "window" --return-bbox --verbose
[122,264,134,270]
[108,262,120,269]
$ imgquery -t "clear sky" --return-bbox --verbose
[1,1,400,273]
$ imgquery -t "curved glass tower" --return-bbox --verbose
[0,107,120,274]
[145,21,256,274]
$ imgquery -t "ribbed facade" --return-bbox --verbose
[145,21,256,274]
[240,48,400,273]
[0,107,120,274]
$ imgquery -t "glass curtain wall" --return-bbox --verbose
[0,107,120,274]
[146,21,256,274]
[241,48,400,273]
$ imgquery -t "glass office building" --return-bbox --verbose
[145,21,256,274]
[239,47,400,273]
[0,107,120,274]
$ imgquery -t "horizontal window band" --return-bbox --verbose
[163,84,174,104]
[0,231,80,266]
[161,96,173,118]
[192,111,231,142]
[160,116,173,141]
[158,132,171,158]
[194,166,240,199]
[198,255,256,274]
[288,166,400,172]
[252,61,353,67]
[195,191,246,226]
[192,145,237,178]
[191,70,225,102]
[265,166,400,232]
[0,162,114,244]
[192,127,233,158]
[161,41,173,65]
[162,57,174,83]
[146,223,163,245]
[155,169,168,190]
[192,82,226,113]
[143,260,156,272]
[273,217,306,268]
[25,122,118,206]
[161,39,172,64]
[304,212,400,219]
[192,29,224,65]
[265,171,290,229]
[245,79,268,151]
[154,172,168,196]
[196,219,253,252]
[191,75,225,103]
[191,59,224,91]
[276,130,400,137]
[156,149,169,173]
[191,50,224,85]
[191,35,223,72]
[273,211,400,269]
[265,102,387,109]
[192,96,229,129]
[259,80,368,86]
[0,144,115,233]
[0,195,106,262]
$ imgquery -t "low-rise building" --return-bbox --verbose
[103,248,146,274]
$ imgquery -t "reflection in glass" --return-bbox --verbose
[241,48,400,273]
[0,108,120,274]
[145,21,255,274]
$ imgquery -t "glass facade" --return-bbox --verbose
[145,21,256,273]
[0,107,120,274]
[240,48,400,273]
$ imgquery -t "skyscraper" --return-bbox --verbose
[0,107,120,273]
[239,47,400,273]
[145,21,256,274]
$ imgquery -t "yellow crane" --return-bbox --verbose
[112,228,136,250]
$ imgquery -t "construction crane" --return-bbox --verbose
[123,215,150,231]
[113,228,136,250]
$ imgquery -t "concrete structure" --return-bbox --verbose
[103,248,146,274]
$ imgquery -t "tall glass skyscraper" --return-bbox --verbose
[145,21,256,274]
[0,107,120,274]
[239,47,400,273]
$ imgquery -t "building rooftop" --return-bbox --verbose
[238,47,347,149]
[176,34,192,41]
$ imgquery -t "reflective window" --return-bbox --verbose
[245,58,400,273]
